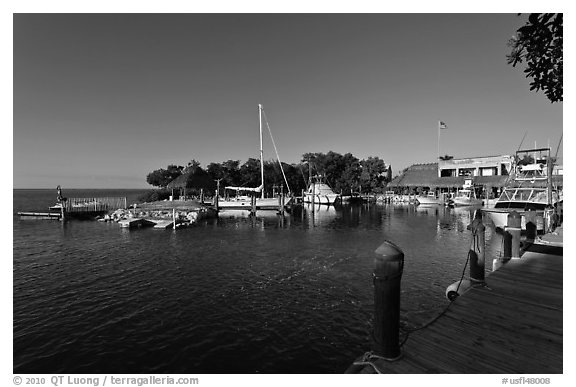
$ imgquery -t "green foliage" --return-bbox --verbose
[360,156,387,192]
[147,151,392,198]
[146,164,184,187]
[239,158,262,188]
[507,13,563,103]
[137,188,173,203]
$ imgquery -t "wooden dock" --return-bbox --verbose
[347,228,563,374]
[17,211,61,220]
[56,196,127,214]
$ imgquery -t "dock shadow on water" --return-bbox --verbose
[13,190,502,373]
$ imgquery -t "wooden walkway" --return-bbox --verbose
[348,230,563,374]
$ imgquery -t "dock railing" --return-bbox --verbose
[64,197,127,213]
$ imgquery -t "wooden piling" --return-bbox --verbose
[372,241,404,360]
[469,210,485,285]
[281,185,285,214]
[311,183,315,211]
[278,189,282,214]
[215,179,220,212]
[493,211,521,271]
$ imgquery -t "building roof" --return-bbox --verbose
[387,163,448,188]
[167,170,216,190]
[386,163,551,189]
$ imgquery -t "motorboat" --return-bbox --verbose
[416,191,448,206]
[482,147,560,232]
[452,180,483,207]
[303,176,340,205]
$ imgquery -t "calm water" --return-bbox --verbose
[13,189,502,373]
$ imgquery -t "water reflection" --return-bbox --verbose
[14,198,506,373]
[304,203,338,228]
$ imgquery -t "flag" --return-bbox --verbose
[439,121,447,129]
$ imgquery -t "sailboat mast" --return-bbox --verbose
[259,104,264,199]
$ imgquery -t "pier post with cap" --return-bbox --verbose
[372,241,404,360]
[494,211,521,270]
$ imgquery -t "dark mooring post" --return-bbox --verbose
[250,194,256,216]
[469,210,486,286]
[214,179,220,212]
[508,211,522,259]
[524,209,537,241]
[277,185,285,215]
[372,241,404,360]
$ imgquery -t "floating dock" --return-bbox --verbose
[347,227,563,374]
[17,211,61,220]
[118,218,156,228]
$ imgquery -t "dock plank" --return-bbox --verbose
[349,243,563,374]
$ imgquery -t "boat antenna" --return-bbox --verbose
[516,131,528,154]
[554,134,563,160]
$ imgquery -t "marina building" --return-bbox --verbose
[438,155,514,178]
[387,154,562,198]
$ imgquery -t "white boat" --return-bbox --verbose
[416,191,448,206]
[217,187,288,210]
[452,180,483,207]
[303,176,340,205]
[482,147,560,231]
[216,104,292,211]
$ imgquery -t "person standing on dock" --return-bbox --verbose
[56,185,67,204]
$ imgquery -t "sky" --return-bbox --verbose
[11,11,564,188]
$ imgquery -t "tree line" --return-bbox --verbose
[145,151,393,198]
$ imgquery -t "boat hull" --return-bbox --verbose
[416,196,443,206]
[452,197,483,207]
[217,197,293,211]
[303,194,340,205]
[304,182,340,205]
[482,208,545,231]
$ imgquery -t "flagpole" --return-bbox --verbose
[437,120,440,176]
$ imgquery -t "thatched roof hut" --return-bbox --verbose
[167,169,216,197]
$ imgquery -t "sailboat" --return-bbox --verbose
[217,104,292,211]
